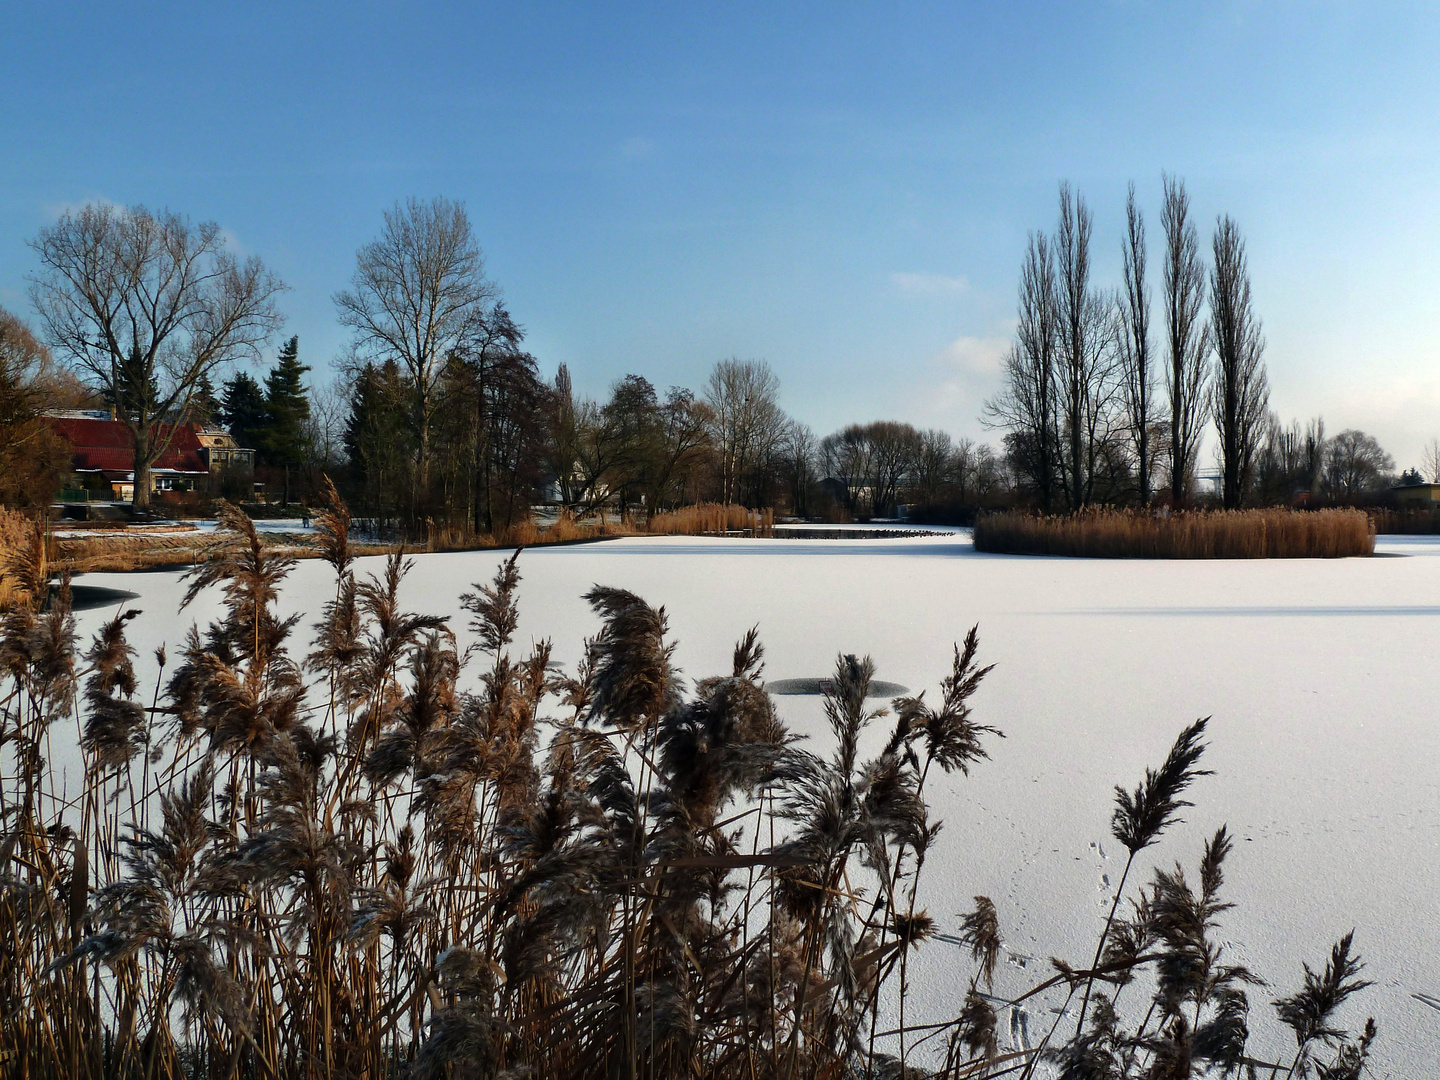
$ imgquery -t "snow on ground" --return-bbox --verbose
[63,531,1440,1074]
[53,518,317,536]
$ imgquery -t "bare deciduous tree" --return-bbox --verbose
[984,232,1059,509]
[1118,183,1155,504]
[1423,438,1440,484]
[335,196,497,500]
[1324,429,1394,502]
[704,358,785,506]
[546,363,582,506]
[1054,183,1119,511]
[29,204,284,505]
[1303,417,1327,498]
[1209,215,1269,509]
[952,437,1003,505]
[912,428,954,507]
[303,379,350,481]
[864,421,922,518]
[777,418,818,517]
[1160,174,1211,506]
[819,424,872,517]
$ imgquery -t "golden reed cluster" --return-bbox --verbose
[973,508,1374,559]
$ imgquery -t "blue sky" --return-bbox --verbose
[4,2,1438,465]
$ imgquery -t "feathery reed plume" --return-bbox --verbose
[958,895,1002,989]
[1274,932,1373,1078]
[1112,719,1212,855]
[1145,826,1260,1073]
[460,549,522,658]
[313,474,353,575]
[1073,719,1212,1041]
[582,585,679,730]
[80,610,146,773]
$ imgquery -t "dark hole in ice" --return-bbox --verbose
[52,584,141,612]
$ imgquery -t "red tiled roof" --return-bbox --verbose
[46,417,209,474]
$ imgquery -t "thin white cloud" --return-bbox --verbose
[40,196,122,220]
[913,332,1013,437]
[940,333,1008,375]
[217,227,249,256]
[890,271,970,297]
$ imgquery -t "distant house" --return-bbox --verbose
[44,411,255,501]
[1392,481,1440,508]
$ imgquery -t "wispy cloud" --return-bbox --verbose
[890,271,970,297]
[940,333,1008,375]
[914,332,1012,434]
[217,227,249,256]
[40,196,122,220]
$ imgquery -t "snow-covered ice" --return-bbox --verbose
[62,530,1440,1075]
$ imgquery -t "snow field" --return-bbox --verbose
[67,531,1440,1075]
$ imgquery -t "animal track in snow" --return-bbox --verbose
[1009,1006,1032,1050]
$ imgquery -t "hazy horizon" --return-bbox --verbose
[4,3,1438,469]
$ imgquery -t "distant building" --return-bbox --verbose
[44,412,255,501]
[1391,481,1440,507]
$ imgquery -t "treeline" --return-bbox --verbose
[3,193,1428,527]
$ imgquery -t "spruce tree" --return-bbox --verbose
[261,336,311,504]
[344,359,410,528]
[103,345,162,420]
[221,372,269,453]
[189,371,221,424]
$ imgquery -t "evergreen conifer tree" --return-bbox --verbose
[344,359,410,527]
[221,371,268,453]
[261,336,311,504]
[188,371,221,424]
[102,345,162,420]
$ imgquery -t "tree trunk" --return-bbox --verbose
[416,385,431,512]
[131,426,154,507]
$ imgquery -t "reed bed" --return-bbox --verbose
[423,504,772,553]
[973,508,1374,559]
[1368,506,1440,536]
[0,506,48,610]
[0,489,1378,1079]
[645,503,774,536]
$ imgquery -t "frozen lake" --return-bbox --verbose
[65,529,1440,1075]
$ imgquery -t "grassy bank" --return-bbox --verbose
[973,507,1374,559]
